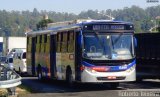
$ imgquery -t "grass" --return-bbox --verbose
[0,89,8,97]
[0,85,32,97]
[17,85,33,94]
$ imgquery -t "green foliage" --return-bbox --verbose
[0,6,160,36]
[36,19,53,30]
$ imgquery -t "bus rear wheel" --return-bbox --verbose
[37,66,42,80]
[66,69,73,87]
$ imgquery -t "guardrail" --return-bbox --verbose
[0,65,21,95]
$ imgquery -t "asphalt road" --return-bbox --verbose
[19,77,160,97]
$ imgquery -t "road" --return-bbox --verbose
[19,77,160,97]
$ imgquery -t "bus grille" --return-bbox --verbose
[97,76,126,80]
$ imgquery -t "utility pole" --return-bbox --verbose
[3,28,10,55]
[97,11,115,20]
[4,30,8,55]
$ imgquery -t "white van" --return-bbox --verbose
[13,49,27,73]
[8,48,25,57]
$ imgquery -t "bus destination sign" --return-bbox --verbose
[92,25,125,30]
[93,25,109,30]
[110,25,125,30]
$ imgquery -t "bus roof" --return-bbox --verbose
[27,19,133,36]
[76,20,133,25]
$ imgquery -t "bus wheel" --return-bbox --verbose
[108,82,119,89]
[37,66,42,80]
[66,69,73,87]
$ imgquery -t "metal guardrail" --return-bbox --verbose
[0,65,21,95]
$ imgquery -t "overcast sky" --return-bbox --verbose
[0,0,159,14]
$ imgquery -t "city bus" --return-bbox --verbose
[26,20,136,87]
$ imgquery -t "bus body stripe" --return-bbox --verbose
[82,60,136,71]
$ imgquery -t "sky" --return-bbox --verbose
[0,0,159,14]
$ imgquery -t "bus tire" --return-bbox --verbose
[66,68,73,87]
[37,65,42,80]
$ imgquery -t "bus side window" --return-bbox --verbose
[39,35,42,53]
[44,34,47,53]
[35,36,38,44]
[27,37,29,45]
[39,35,42,43]
[61,32,67,52]
[68,31,74,53]
[56,33,61,52]
[44,34,47,43]
[36,36,39,52]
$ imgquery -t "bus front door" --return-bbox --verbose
[75,31,82,81]
[50,35,56,78]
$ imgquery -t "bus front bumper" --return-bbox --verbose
[81,69,136,83]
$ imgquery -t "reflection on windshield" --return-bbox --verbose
[83,33,134,60]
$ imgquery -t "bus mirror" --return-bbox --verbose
[134,37,137,47]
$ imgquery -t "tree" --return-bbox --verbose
[32,8,39,17]
[36,18,53,30]
[0,5,160,36]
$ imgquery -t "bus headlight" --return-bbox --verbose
[80,65,97,73]
[86,67,97,73]
[85,66,110,73]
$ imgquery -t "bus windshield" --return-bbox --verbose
[83,33,134,60]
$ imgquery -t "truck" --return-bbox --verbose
[7,37,26,53]
[0,37,26,56]
[135,33,160,79]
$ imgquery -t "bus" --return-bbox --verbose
[27,19,136,87]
